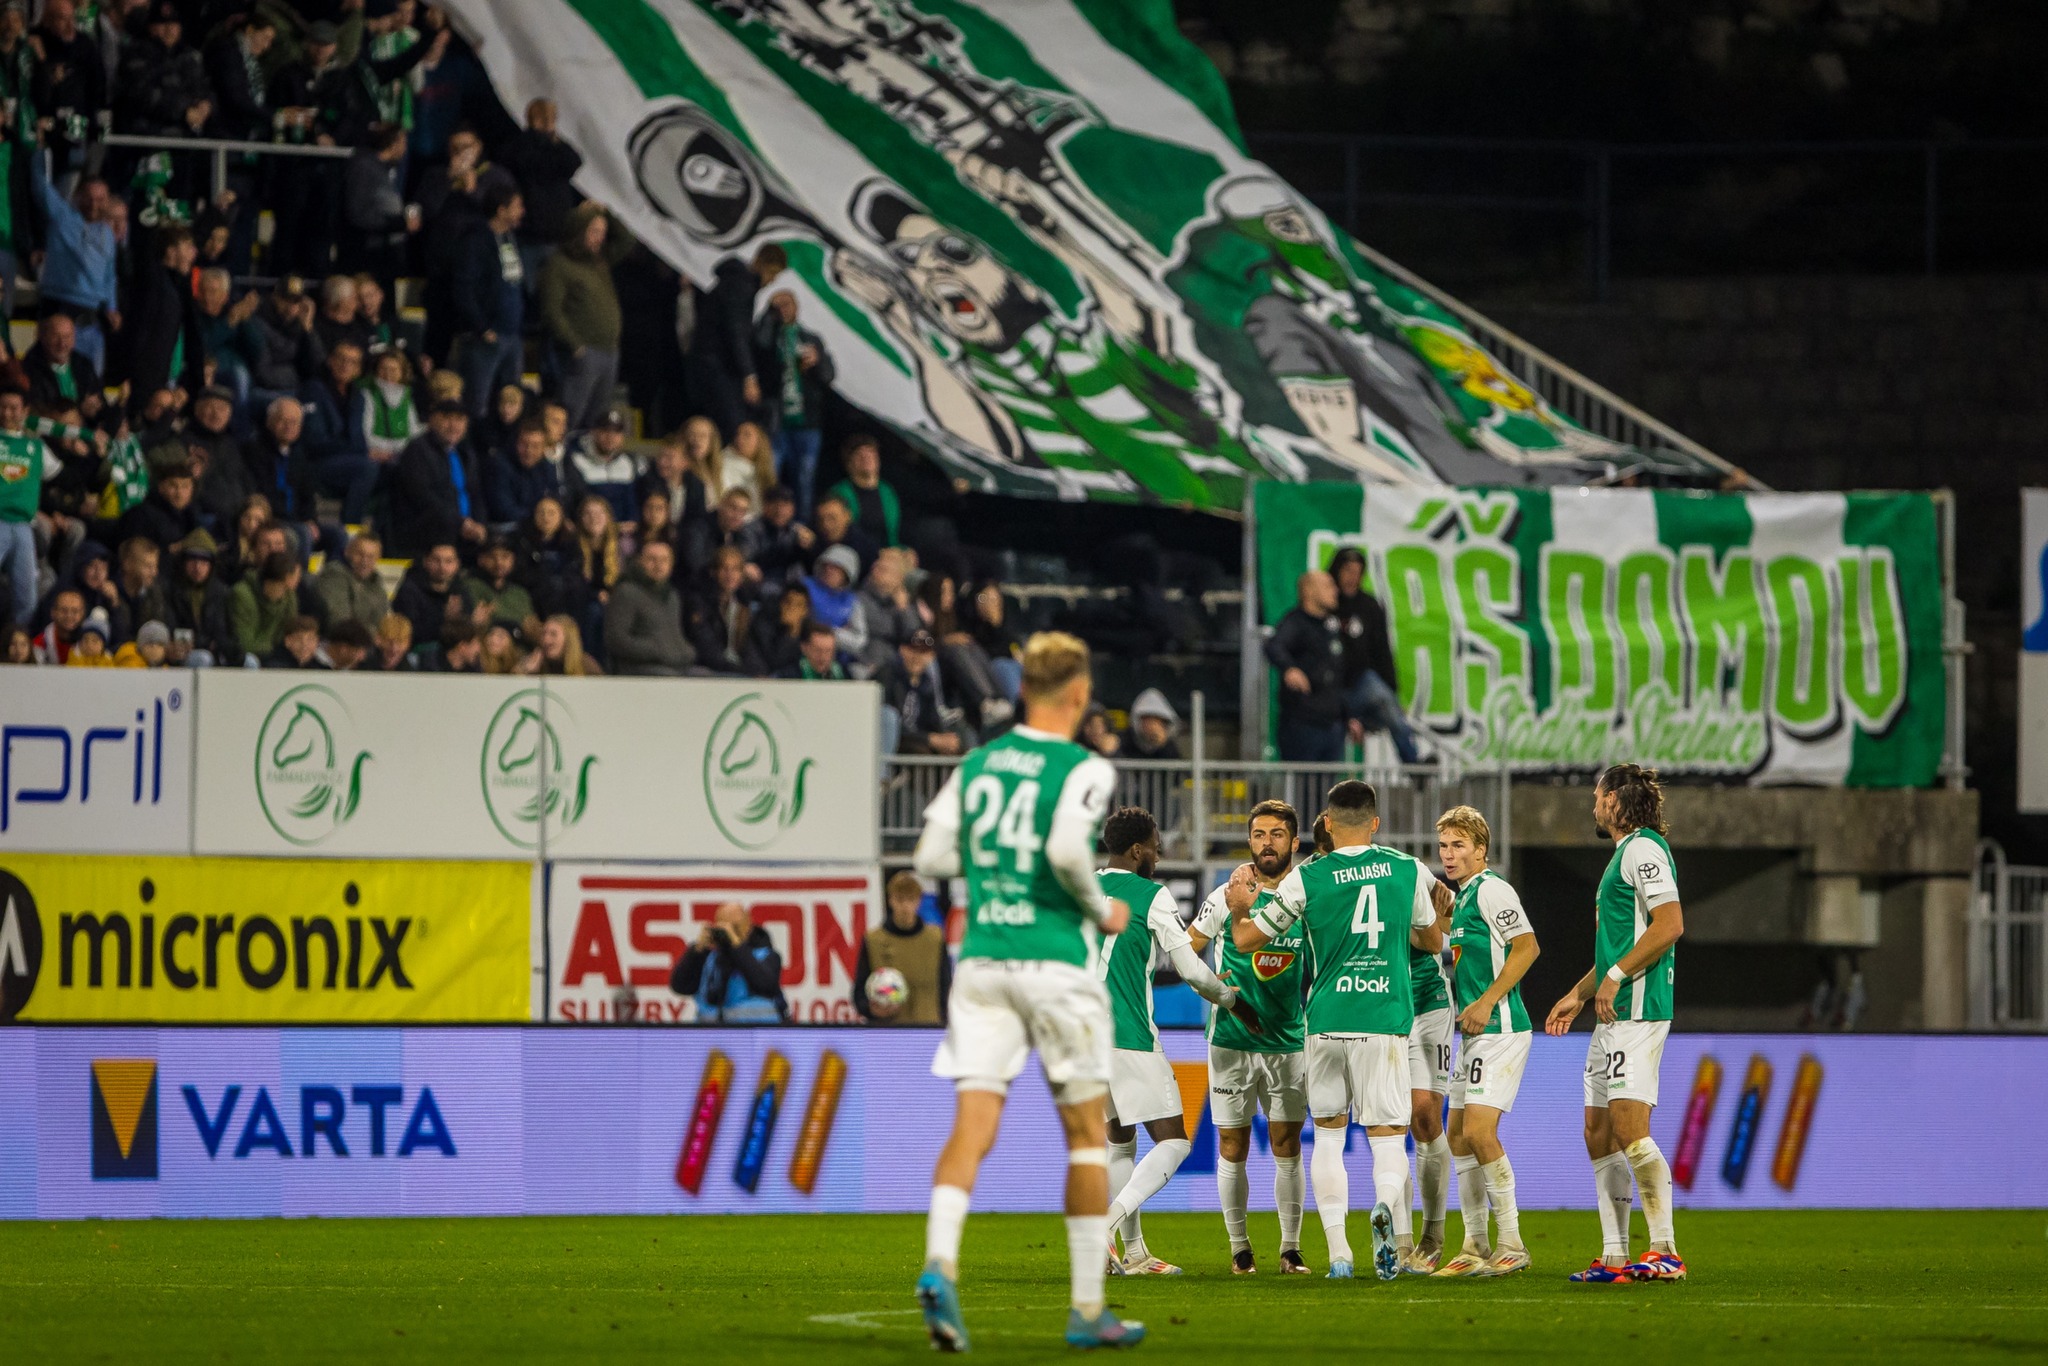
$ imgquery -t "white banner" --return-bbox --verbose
[0,669,194,854]
[2023,490,2048,813]
[191,673,879,862]
[545,862,880,1024]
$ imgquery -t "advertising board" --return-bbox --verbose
[0,856,531,1023]
[0,669,195,854]
[4,1028,2042,1220]
[545,863,880,1023]
[191,674,879,863]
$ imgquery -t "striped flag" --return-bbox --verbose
[439,0,1710,508]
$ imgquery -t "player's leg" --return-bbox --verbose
[1211,1046,1255,1270]
[1104,1048,1188,1273]
[1360,1034,1413,1282]
[1434,1073,1492,1276]
[1569,1023,1635,1281]
[1405,1010,1453,1269]
[1464,1105,1527,1273]
[1610,1023,1681,1280]
[1303,1036,1355,1276]
[1268,1051,1311,1272]
[1105,1112,1140,1266]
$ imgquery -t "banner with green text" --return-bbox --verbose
[440,0,1718,508]
[1256,484,1945,785]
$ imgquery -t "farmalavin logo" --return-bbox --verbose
[480,689,597,849]
[253,685,372,846]
[702,693,813,851]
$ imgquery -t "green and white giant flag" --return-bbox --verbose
[1257,483,1946,786]
[441,0,1710,508]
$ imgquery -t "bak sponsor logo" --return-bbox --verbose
[90,1058,159,1180]
[1334,974,1391,994]
[1250,949,1295,982]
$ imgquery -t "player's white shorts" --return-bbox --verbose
[1408,1006,1455,1094]
[1106,1046,1183,1126]
[1583,1020,1671,1108]
[1449,1031,1532,1113]
[1305,1033,1408,1128]
[932,958,1112,1096]
[1208,1046,1308,1128]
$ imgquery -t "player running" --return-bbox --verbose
[912,632,1146,1351]
[1188,799,1312,1276]
[1230,780,1447,1282]
[1545,764,1688,1284]
[1401,835,1458,1274]
[1098,804,1254,1276]
[1430,805,1540,1278]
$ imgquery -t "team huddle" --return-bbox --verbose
[910,632,1686,1352]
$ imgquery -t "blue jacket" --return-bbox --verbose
[670,928,786,1023]
[298,377,369,467]
[34,165,117,315]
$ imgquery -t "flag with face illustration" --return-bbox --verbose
[440,0,1716,508]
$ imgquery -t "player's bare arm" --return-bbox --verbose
[1545,967,1599,1035]
[1459,931,1539,1037]
[1591,900,1683,1023]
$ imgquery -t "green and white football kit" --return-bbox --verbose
[1406,917,1455,1096]
[1445,870,1535,1114]
[1584,829,1679,1109]
[913,727,1119,1098]
[1192,883,1308,1127]
[1098,868,1237,1125]
[1252,844,1442,1129]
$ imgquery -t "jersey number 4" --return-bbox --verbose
[965,776,1044,873]
[1350,884,1384,949]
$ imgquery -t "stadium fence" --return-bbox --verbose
[1973,839,2048,1030]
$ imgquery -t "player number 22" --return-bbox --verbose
[1350,883,1383,949]
[964,776,1045,873]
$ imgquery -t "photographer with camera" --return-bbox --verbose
[669,901,787,1024]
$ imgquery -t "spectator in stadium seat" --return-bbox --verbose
[801,542,868,664]
[113,620,173,669]
[692,244,786,436]
[361,349,421,464]
[323,618,373,672]
[314,530,390,632]
[563,408,640,524]
[267,614,327,669]
[126,225,205,410]
[166,530,233,661]
[777,618,845,681]
[115,2,211,138]
[1265,569,1349,764]
[633,432,710,533]
[418,129,514,365]
[204,9,275,143]
[859,547,921,671]
[704,419,775,507]
[352,274,397,359]
[1327,546,1421,764]
[671,901,786,1024]
[479,622,521,675]
[754,289,834,516]
[298,340,378,524]
[33,0,107,188]
[420,620,483,674]
[1078,703,1122,758]
[810,495,878,583]
[880,628,965,756]
[368,610,416,671]
[64,615,114,666]
[186,389,250,526]
[540,202,630,431]
[245,398,321,529]
[484,420,561,529]
[1124,688,1184,761]
[22,316,103,420]
[750,581,810,678]
[31,168,119,376]
[852,871,950,1025]
[462,535,535,629]
[391,400,486,555]
[391,542,475,650]
[230,552,300,661]
[518,612,600,676]
[111,539,169,642]
[31,588,86,663]
[573,492,622,606]
[248,279,322,400]
[734,483,810,587]
[604,539,694,677]
[501,98,583,288]
[825,433,900,548]
[917,571,1009,728]
[192,270,265,406]
[450,184,527,418]
[118,461,199,554]
[963,579,1023,703]
[340,123,416,287]
[624,488,680,567]
[507,495,585,620]
[686,546,762,676]
[473,382,532,466]
[680,485,753,585]
[310,276,372,366]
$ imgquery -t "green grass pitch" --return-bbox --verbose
[3,1210,2043,1362]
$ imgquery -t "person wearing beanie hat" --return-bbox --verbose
[66,615,115,666]
[801,542,870,661]
[115,620,173,668]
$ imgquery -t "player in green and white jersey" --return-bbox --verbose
[1431,806,1540,1279]
[1097,806,1252,1277]
[1544,765,1688,1285]
[911,632,1145,1352]
[1231,780,1446,1282]
[1188,800,1311,1275]
[1402,835,1457,1274]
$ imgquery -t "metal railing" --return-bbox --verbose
[101,132,350,201]
[881,694,1512,887]
[1971,840,2048,1031]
